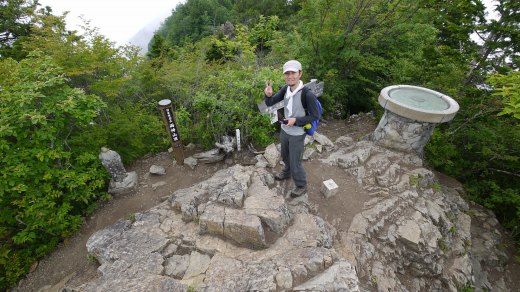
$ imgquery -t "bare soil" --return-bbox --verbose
[12,117,520,291]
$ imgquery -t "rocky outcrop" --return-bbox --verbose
[77,134,514,291]
[77,163,355,291]
[326,139,513,291]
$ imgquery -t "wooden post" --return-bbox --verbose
[158,99,184,165]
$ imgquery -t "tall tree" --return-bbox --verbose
[0,0,39,58]
[281,0,456,114]
[232,0,298,22]
[465,0,520,84]
[156,0,234,47]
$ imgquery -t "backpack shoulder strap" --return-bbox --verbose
[301,86,309,110]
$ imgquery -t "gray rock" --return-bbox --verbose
[255,154,269,168]
[98,148,127,182]
[151,181,166,191]
[108,171,138,195]
[149,164,166,175]
[275,267,293,289]
[183,156,197,169]
[98,149,138,195]
[293,259,359,291]
[164,255,190,278]
[193,148,225,163]
[185,143,196,150]
[303,147,317,160]
[243,178,290,234]
[284,214,336,248]
[182,251,211,280]
[77,132,516,292]
[263,143,280,168]
[304,135,314,146]
[170,165,253,220]
[215,135,236,154]
[161,243,178,257]
[224,207,265,248]
[335,135,354,146]
[77,274,187,292]
[86,220,132,265]
[198,203,225,236]
[313,132,334,147]
[370,110,435,155]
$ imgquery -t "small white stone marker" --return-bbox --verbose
[321,179,338,198]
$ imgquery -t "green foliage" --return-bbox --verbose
[125,213,136,222]
[438,238,449,253]
[286,0,470,115]
[426,87,520,247]
[249,15,281,54]
[2,0,518,288]
[157,0,234,47]
[0,52,107,289]
[206,24,256,63]
[149,29,278,148]
[0,0,39,59]
[20,12,144,102]
[488,71,520,119]
[465,0,520,84]
[21,12,169,163]
[232,0,299,22]
[71,104,168,164]
[147,33,167,60]
[177,65,276,148]
[457,283,475,292]
[87,254,99,264]
[420,0,485,50]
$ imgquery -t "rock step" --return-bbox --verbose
[199,203,266,248]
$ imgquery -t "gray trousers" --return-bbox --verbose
[280,130,307,187]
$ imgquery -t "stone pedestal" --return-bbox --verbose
[99,148,138,195]
[371,110,436,155]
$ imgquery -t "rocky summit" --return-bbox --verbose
[73,130,514,291]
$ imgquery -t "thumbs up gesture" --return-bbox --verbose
[264,80,273,97]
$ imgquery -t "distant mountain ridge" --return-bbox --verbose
[127,17,164,54]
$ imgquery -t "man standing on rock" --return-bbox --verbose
[264,60,320,198]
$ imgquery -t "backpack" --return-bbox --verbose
[301,87,322,136]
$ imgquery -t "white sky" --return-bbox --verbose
[37,0,498,47]
[38,0,183,46]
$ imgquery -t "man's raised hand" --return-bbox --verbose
[264,80,273,97]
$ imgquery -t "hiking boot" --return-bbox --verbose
[290,186,307,198]
[274,172,290,181]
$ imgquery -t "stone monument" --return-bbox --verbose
[99,147,138,195]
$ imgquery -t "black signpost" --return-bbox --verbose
[158,99,184,165]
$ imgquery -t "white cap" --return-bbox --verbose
[283,60,302,73]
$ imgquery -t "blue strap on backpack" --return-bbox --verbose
[301,87,322,136]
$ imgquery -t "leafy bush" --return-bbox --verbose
[426,88,520,246]
[72,103,168,165]
[0,52,107,289]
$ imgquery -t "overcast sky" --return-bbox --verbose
[38,0,183,46]
[37,0,498,47]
